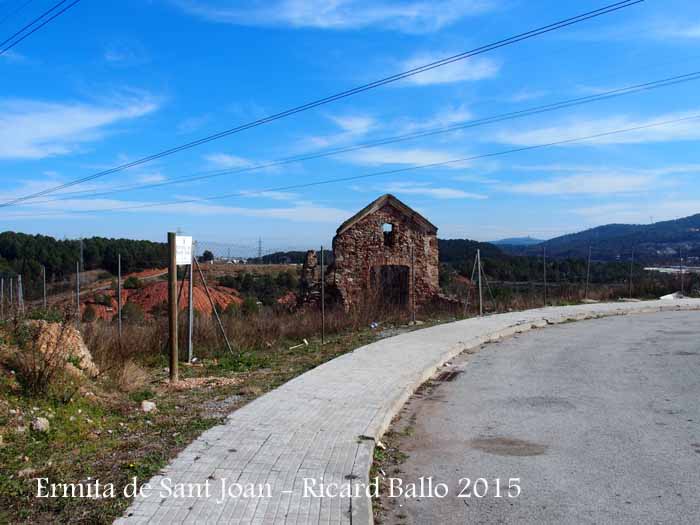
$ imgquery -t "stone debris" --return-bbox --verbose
[141,400,157,413]
[27,320,99,378]
[31,417,50,433]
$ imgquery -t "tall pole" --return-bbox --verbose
[320,245,325,345]
[679,246,684,296]
[410,243,416,324]
[585,245,592,299]
[42,265,47,309]
[543,246,548,306]
[188,248,194,362]
[168,232,179,382]
[477,249,483,317]
[9,277,13,308]
[17,275,23,313]
[76,261,80,320]
[117,254,122,341]
[1,277,4,319]
[629,249,634,299]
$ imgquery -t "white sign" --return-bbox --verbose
[175,236,193,266]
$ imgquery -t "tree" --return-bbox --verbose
[199,250,214,262]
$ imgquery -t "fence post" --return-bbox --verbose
[320,245,325,345]
[76,261,80,321]
[629,249,634,298]
[585,245,591,299]
[42,265,47,309]
[477,249,483,317]
[18,275,24,313]
[168,232,179,383]
[188,247,194,362]
[410,243,416,324]
[543,246,547,306]
[117,254,122,341]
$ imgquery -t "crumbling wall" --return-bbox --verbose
[329,203,439,309]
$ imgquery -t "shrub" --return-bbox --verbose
[82,304,97,322]
[123,276,142,289]
[3,318,81,398]
[95,293,112,306]
[121,302,145,324]
[241,297,259,316]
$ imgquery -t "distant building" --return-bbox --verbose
[326,194,440,310]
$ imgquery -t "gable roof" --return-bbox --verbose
[336,194,438,235]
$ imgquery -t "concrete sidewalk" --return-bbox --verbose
[117,299,700,524]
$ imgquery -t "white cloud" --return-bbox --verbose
[136,172,167,184]
[400,104,472,132]
[173,0,495,33]
[509,173,658,196]
[400,53,499,86]
[0,95,159,160]
[383,181,486,199]
[506,164,699,196]
[305,113,376,149]
[655,22,700,39]
[340,146,466,167]
[204,153,254,168]
[572,199,700,225]
[492,110,700,147]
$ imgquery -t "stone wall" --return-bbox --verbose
[328,202,439,309]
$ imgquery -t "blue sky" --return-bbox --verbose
[1,0,700,255]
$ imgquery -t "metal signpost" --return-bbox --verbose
[169,233,195,381]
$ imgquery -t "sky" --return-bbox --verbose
[1,0,700,256]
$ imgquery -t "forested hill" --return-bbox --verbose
[501,213,700,262]
[0,231,167,279]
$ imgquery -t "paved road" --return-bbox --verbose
[382,311,700,525]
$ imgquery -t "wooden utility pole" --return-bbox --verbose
[76,261,80,320]
[584,245,592,299]
[320,246,325,345]
[187,247,194,362]
[410,243,416,324]
[477,249,483,317]
[543,246,548,306]
[168,232,178,382]
[117,254,122,341]
[42,265,47,309]
[629,249,634,299]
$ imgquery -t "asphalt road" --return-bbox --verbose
[380,311,700,524]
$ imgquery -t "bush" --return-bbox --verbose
[95,293,112,306]
[123,276,142,289]
[82,304,97,322]
[241,297,259,316]
[3,319,81,398]
[121,302,145,324]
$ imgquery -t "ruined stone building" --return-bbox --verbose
[326,194,440,310]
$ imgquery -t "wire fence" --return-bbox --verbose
[2,240,698,367]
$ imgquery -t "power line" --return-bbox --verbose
[0,0,81,56]
[19,66,699,207]
[13,113,699,218]
[0,0,643,207]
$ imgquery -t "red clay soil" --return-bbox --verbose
[81,281,242,320]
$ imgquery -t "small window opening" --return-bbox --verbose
[382,223,395,247]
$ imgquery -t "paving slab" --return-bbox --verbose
[116,299,700,524]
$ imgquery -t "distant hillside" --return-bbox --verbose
[491,237,544,246]
[500,214,700,262]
